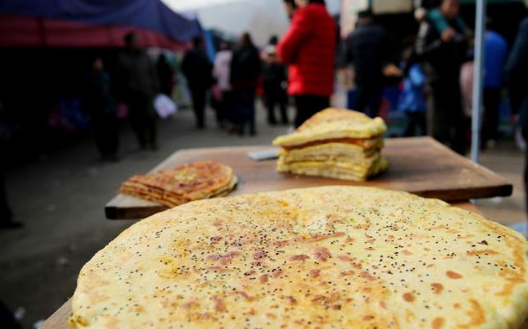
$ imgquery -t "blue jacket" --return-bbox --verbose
[484,31,508,89]
[398,64,426,113]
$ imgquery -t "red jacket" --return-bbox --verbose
[278,3,336,97]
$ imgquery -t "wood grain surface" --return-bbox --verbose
[106,137,512,219]
[41,201,486,329]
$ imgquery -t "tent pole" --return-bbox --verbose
[471,0,486,163]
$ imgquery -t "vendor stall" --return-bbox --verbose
[40,134,517,328]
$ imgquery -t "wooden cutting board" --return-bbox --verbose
[105,137,512,219]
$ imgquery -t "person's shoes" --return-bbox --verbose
[268,118,277,126]
[249,129,257,136]
[149,144,158,151]
[0,220,24,229]
[281,120,289,125]
[486,139,497,149]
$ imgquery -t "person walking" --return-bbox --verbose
[263,39,289,125]
[230,33,261,136]
[116,32,159,150]
[483,26,508,147]
[278,0,335,128]
[398,52,427,136]
[0,102,21,229]
[506,17,528,220]
[156,54,175,97]
[415,0,469,155]
[212,42,233,128]
[182,37,213,129]
[84,57,119,161]
[342,10,393,118]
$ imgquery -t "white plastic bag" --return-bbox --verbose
[154,94,178,119]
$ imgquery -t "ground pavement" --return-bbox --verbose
[0,106,525,329]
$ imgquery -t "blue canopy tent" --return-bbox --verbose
[0,0,202,49]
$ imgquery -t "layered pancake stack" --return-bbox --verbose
[273,108,388,181]
[119,161,237,207]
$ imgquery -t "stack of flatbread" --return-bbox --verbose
[118,161,237,207]
[273,108,388,181]
[70,186,528,329]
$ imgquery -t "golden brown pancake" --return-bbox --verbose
[119,161,237,207]
[279,142,383,165]
[273,108,387,147]
[70,186,528,329]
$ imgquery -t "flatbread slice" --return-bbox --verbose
[70,186,528,329]
[273,108,387,147]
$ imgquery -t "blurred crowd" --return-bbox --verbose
[3,0,528,231]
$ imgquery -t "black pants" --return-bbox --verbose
[483,88,501,142]
[294,95,330,128]
[265,93,288,124]
[425,80,466,155]
[233,90,256,134]
[126,93,157,148]
[92,114,118,157]
[403,112,426,137]
[190,87,207,128]
[216,90,233,125]
[0,157,12,225]
[356,83,383,118]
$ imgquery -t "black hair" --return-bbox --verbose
[124,32,136,45]
[357,9,373,19]
[192,36,203,48]
[308,0,326,3]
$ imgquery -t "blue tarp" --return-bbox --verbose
[0,0,202,43]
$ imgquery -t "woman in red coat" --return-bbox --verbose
[278,0,336,127]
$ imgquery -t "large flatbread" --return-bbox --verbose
[70,187,528,329]
[273,108,387,147]
[119,161,236,207]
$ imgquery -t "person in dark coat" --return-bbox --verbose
[263,40,289,125]
[84,57,119,161]
[482,26,508,147]
[415,0,469,155]
[230,32,261,136]
[0,102,21,229]
[342,10,392,118]
[278,0,335,128]
[181,37,213,129]
[506,17,528,218]
[116,32,159,150]
[157,54,175,97]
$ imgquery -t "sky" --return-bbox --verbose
[163,0,341,15]
[161,0,342,45]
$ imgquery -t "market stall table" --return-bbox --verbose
[106,137,512,219]
[42,137,513,328]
